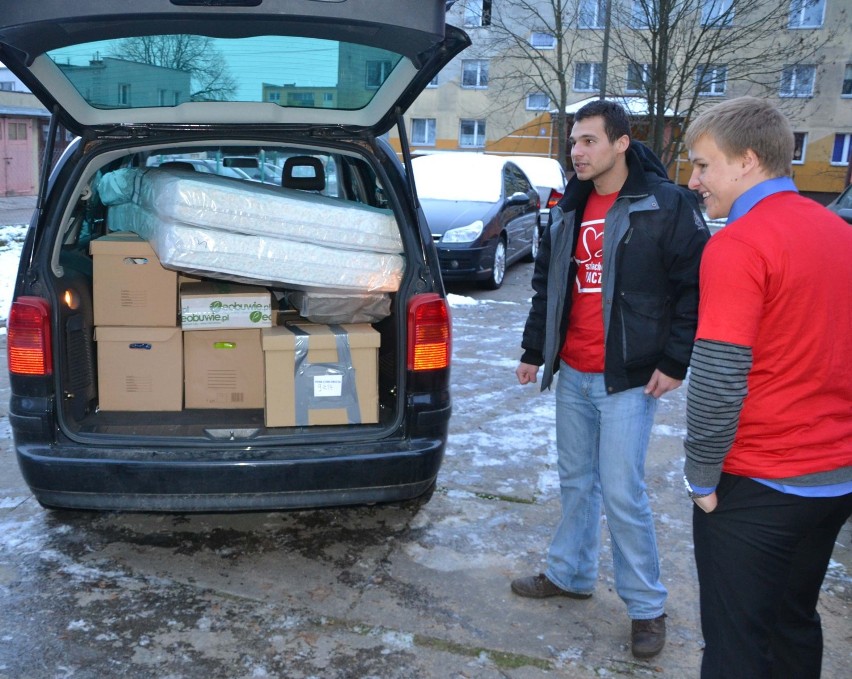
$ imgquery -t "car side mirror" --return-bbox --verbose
[506,191,531,206]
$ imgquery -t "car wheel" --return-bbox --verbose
[525,226,539,262]
[483,237,506,289]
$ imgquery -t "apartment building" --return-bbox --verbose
[394,0,851,201]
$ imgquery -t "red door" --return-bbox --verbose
[0,117,35,196]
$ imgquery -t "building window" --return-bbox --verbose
[173,91,181,105]
[526,92,550,110]
[366,60,393,89]
[464,1,492,27]
[702,0,734,26]
[788,0,825,28]
[462,60,489,88]
[268,92,280,102]
[411,118,436,146]
[118,83,131,106]
[843,64,852,96]
[460,119,486,147]
[158,89,168,106]
[427,74,439,88]
[626,63,651,94]
[780,64,815,97]
[7,122,27,140]
[630,0,656,29]
[579,0,607,29]
[530,32,556,49]
[696,64,727,95]
[831,133,851,165]
[0,81,15,91]
[574,62,602,92]
[792,132,807,164]
[323,93,334,102]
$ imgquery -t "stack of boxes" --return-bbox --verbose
[90,232,380,425]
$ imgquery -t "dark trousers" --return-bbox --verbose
[693,474,852,679]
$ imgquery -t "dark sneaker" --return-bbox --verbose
[510,573,593,599]
[631,613,667,659]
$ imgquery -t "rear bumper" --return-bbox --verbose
[15,437,446,512]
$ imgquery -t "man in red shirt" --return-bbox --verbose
[684,96,852,678]
[512,100,708,659]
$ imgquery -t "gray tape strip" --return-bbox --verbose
[291,324,361,426]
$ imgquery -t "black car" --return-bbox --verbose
[412,153,540,289]
[2,0,469,512]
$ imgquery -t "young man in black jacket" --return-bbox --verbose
[512,100,709,659]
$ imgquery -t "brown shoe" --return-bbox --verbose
[631,613,667,659]
[510,573,593,599]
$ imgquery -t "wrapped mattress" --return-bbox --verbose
[100,167,404,292]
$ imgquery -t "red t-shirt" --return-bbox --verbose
[696,191,852,478]
[560,190,618,372]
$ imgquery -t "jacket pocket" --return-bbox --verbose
[618,291,670,368]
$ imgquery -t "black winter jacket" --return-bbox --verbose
[520,142,709,393]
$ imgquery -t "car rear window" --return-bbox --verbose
[46,34,403,111]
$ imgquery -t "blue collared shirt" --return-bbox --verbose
[699,175,852,499]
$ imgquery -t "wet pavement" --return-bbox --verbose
[0,227,850,678]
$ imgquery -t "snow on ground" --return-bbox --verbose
[0,225,27,332]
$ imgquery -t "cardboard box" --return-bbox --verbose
[262,323,380,427]
[90,233,177,327]
[181,281,274,330]
[94,326,183,411]
[184,329,264,409]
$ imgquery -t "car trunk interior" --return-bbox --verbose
[47,141,407,441]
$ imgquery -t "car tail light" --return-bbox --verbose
[546,189,563,209]
[407,293,451,372]
[7,296,53,376]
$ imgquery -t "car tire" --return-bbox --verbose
[482,237,506,290]
[524,226,539,262]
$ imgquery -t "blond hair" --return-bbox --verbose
[684,97,794,177]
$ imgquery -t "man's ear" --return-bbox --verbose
[615,135,630,154]
[741,148,761,175]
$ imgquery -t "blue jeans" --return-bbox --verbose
[545,362,667,620]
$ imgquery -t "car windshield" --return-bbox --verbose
[413,156,502,203]
[46,34,404,110]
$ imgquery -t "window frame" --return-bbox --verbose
[530,32,556,49]
[701,0,735,27]
[411,117,437,146]
[579,0,607,29]
[788,0,825,29]
[831,133,851,166]
[574,62,602,92]
[626,62,652,94]
[792,131,807,164]
[461,59,489,89]
[463,0,492,28]
[459,118,486,148]
[842,64,852,97]
[780,64,816,98]
[365,59,393,90]
[526,92,551,110]
[695,64,728,96]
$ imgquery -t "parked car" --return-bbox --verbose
[412,153,540,289]
[826,183,852,224]
[507,155,568,231]
[1,0,470,512]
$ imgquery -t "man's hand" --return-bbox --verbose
[693,492,718,513]
[644,369,682,398]
[516,362,539,385]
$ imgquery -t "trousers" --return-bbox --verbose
[693,474,852,678]
[545,362,667,619]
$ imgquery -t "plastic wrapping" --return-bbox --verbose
[285,290,391,323]
[102,167,405,293]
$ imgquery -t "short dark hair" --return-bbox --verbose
[574,100,631,143]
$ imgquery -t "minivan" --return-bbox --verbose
[2,0,468,512]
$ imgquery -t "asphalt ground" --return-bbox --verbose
[0,198,849,678]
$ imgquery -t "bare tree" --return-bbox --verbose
[109,35,237,101]
[599,0,844,167]
[482,0,594,169]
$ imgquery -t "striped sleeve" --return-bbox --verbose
[683,338,752,489]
